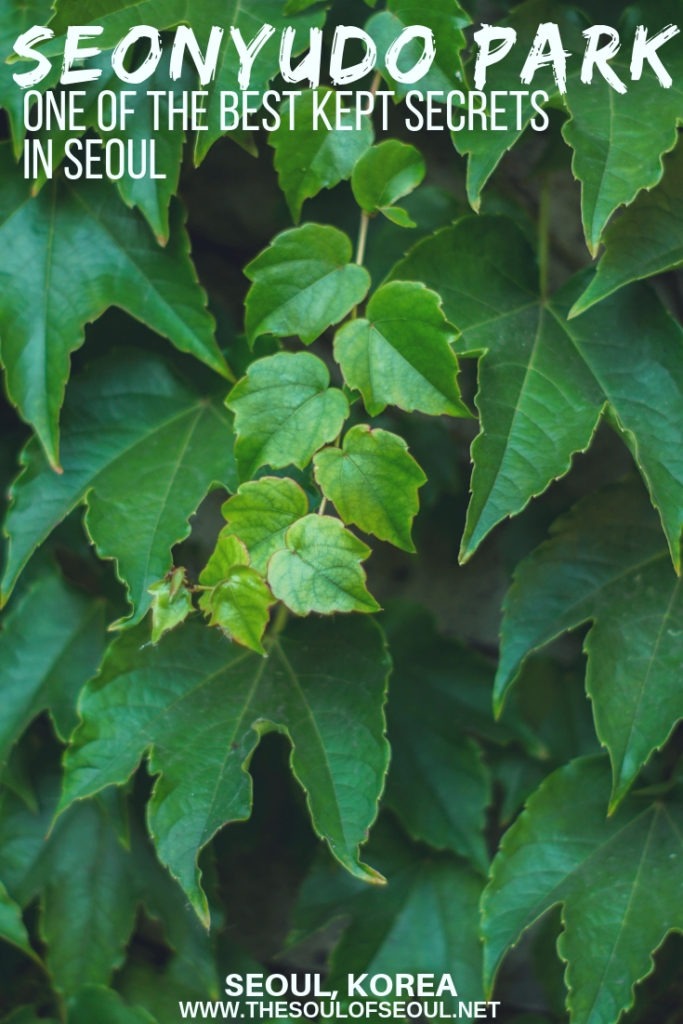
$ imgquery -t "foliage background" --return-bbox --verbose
[1,1,683,1023]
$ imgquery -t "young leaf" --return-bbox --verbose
[313,426,427,552]
[289,818,485,1004]
[270,88,374,222]
[199,533,250,588]
[244,224,371,345]
[60,617,390,923]
[393,215,683,569]
[351,140,426,223]
[200,567,273,655]
[482,757,683,1024]
[2,350,237,622]
[334,281,467,417]
[0,146,228,467]
[148,569,194,644]
[495,481,683,810]
[0,567,105,768]
[227,352,349,480]
[221,477,309,574]
[572,142,683,315]
[267,515,379,615]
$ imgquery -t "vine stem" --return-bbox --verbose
[356,210,370,267]
[538,174,551,302]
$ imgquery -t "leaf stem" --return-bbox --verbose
[356,210,370,267]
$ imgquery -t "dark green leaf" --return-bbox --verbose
[270,88,374,222]
[496,481,683,809]
[483,757,683,1024]
[0,147,228,466]
[2,350,237,623]
[0,567,105,767]
[60,617,390,922]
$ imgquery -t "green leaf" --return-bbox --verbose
[563,53,683,254]
[268,515,379,615]
[334,281,466,417]
[572,142,683,314]
[0,881,35,963]
[314,426,426,552]
[0,0,55,153]
[199,532,250,588]
[68,987,157,1024]
[221,477,309,574]
[227,352,349,480]
[46,0,325,164]
[200,567,273,655]
[244,225,371,345]
[495,481,683,810]
[0,788,138,999]
[393,215,683,569]
[351,140,426,219]
[482,757,683,1024]
[270,88,374,222]
[289,818,485,1004]
[60,616,390,922]
[367,0,470,99]
[0,147,228,467]
[2,349,237,622]
[382,607,492,870]
[148,569,194,644]
[0,567,105,767]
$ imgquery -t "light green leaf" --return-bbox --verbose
[367,0,470,99]
[148,569,194,644]
[270,88,374,222]
[199,532,250,588]
[268,515,379,615]
[482,757,683,1024]
[244,224,371,345]
[0,147,228,467]
[495,481,683,810]
[60,616,390,922]
[200,567,273,655]
[351,140,426,218]
[393,215,683,569]
[68,987,158,1024]
[2,349,237,622]
[0,881,35,963]
[334,280,466,417]
[289,818,485,1004]
[572,142,683,315]
[221,477,309,574]
[314,425,426,552]
[382,607,492,870]
[227,352,349,480]
[0,567,105,767]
